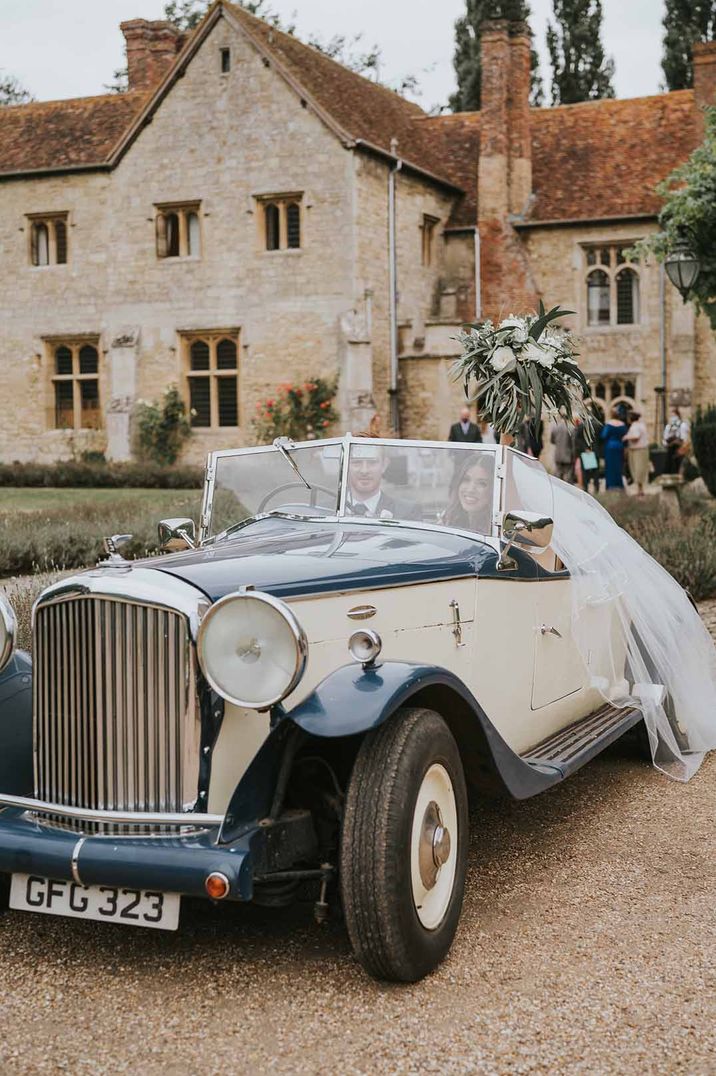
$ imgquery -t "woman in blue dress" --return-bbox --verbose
[600,406,628,490]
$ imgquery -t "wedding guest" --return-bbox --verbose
[443,453,494,534]
[550,418,576,482]
[448,405,482,443]
[479,421,497,445]
[600,406,629,491]
[574,417,600,494]
[623,410,650,497]
[663,407,689,475]
[518,419,543,458]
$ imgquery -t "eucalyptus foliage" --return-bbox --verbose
[634,108,716,329]
[452,305,594,440]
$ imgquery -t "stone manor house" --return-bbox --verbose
[2,1,716,463]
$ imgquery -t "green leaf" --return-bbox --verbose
[528,305,576,341]
[526,362,543,426]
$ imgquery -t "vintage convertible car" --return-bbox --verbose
[0,436,649,981]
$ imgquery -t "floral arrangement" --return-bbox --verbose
[451,304,594,441]
[252,377,339,444]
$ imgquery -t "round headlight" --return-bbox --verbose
[197,591,307,709]
[348,629,382,667]
[0,594,16,674]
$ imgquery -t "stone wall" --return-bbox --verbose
[0,16,356,464]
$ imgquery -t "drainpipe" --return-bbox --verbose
[659,262,667,437]
[388,139,402,435]
[474,226,482,321]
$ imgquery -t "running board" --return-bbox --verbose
[520,703,643,779]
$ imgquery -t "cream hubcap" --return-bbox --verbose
[410,763,458,930]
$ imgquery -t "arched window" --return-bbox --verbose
[265,203,280,251]
[165,212,180,257]
[187,211,201,256]
[616,267,639,325]
[594,382,606,400]
[186,334,239,428]
[51,340,101,430]
[587,269,610,326]
[33,222,49,266]
[54,219,68,264]
[286,202,301,249]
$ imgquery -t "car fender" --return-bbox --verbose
[0,651,33,796]
[283,662,559,800]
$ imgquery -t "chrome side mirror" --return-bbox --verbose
[158,517,197,552]
[498,510,554,572]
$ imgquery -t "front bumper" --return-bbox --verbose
[0,809,255,900]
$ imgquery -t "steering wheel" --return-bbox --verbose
[257,481,337,515]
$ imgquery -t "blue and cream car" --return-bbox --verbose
[0,436,645,981]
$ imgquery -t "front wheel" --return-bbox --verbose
[340,707,468,982]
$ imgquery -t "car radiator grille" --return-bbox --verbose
[33,595,200,832]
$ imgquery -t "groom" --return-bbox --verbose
[346,444,420,520]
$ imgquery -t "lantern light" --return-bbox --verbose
[664,231,701,302]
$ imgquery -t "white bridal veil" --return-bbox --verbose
[519,464,716,781]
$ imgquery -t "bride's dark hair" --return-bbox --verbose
[444,453,494,531]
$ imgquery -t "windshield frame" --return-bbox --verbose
[200,436,505,545]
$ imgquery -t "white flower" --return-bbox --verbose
[490,345,517,373]
[498,316,529,344]
[523,341,556,368]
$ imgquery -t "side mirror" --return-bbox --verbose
[158,517,197,552]
[498,510,554,571]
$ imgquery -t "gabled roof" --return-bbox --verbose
[0,92,147,177]
[422,90,700,227]
[221,2,459,189]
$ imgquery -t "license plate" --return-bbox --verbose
[9,874,180,931]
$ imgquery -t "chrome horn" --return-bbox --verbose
[498,510,554,571]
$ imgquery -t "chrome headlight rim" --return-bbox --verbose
[197,590,307,710]
[0,594,17,674]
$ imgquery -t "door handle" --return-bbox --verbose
[539,624,563,638]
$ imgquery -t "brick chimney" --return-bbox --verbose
[693,41,716,128]
[507,24,532,215]
[477,20,537,320]
[121,20,184,92]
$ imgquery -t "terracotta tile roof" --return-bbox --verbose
[422,90,700,227]
[223,1,460,188]
[0,92,147,176]
[527,90,700,223]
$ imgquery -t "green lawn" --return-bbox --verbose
[0,487,200,513]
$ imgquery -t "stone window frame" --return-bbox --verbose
[255,193,303,252]
[220,46,231,74]
[421,214,440,267]
[45,335,103,431]
[582,243,641,330]
[182,329,240,430]
[28,212,69,268]
[590,375,639,419]
[155,201,202,260]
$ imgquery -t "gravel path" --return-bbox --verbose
[1,619,715,1074]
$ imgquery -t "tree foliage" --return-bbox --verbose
[634,108,716,330]
[450,0,543,112]
[0,71,33,106]
[546,0,614,105]
[662,0,716,91]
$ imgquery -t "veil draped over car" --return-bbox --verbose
[518,468,716,781]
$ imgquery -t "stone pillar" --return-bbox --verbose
[120,20,183,92]
[339,296,376,434]
[105,327,140,461]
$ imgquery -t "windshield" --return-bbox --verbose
[209,442,342,537]
[205,439,498,539]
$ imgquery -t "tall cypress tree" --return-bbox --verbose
[546,0,615,105]
[662,0,716,91]
[450,0,543,112]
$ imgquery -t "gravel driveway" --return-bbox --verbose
[1,618,715,1074]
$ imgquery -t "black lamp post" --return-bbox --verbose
[664,229,701,302]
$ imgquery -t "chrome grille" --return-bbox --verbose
[33,595,200,831]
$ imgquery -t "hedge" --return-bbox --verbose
[0,461,204,489]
